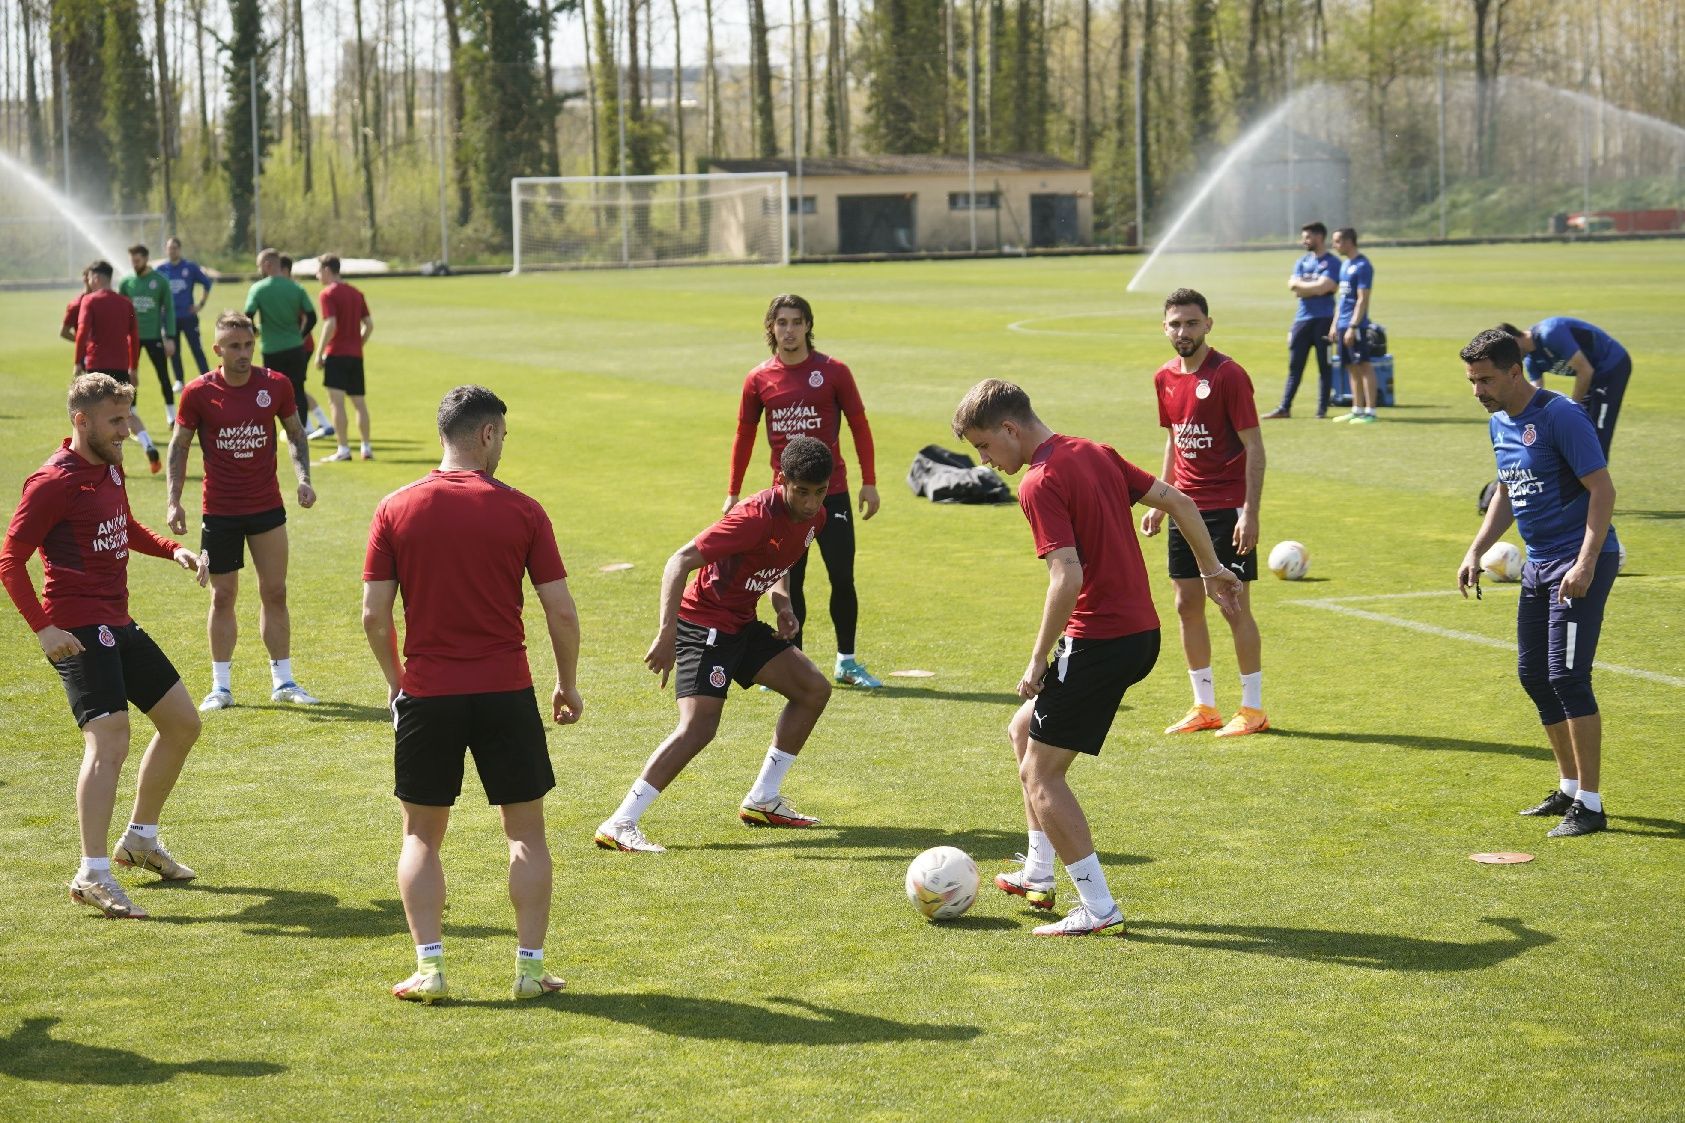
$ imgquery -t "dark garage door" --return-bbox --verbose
[838,195,916,255]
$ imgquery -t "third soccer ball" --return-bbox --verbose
[1480,541,1524,583]
[905,846,979,921]
[1267,540,1310,581]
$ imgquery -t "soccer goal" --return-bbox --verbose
[0,212,166,285]
[511,173,790,273]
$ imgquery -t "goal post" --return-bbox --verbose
[511,173,790,273]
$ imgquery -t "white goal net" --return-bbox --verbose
[0,212,166,285]
[511,173,789,272]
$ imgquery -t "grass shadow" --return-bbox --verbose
[1609,815,1685,840]
[284,701,394,723]
[143,883,509,939]
[1623,509,1685,521]
[0,1017,286,1084]
[686,824,1149,867]
[918,914,1020,932]
[1272,729,1551,760]
[1127,915,1553,971]
[452,993,983,1044]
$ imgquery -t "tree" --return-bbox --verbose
[749,0,777,155]
[151,0,175,225]
[439,0,473,223]
[352,0,378,251]
[991,0,1047,151]
[823,0,845,153]
[862,0,947,153]
[19,0,47,168]
[223,0,271,253]
[50,0,113,210]
[457,0,546,238]
[1185,0,1216,152]
[589,0,618,172]
[102,0,157,213]
[292,0,312,192]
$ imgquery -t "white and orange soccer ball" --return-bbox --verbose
[905,846,979,921]
[1267,540,1310,581]
[1481,541,1524,583]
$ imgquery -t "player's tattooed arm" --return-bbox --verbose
[281,411,317,507]
[164,423,196,534]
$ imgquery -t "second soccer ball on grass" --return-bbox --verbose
[905,847,979,921]
[1268,540,1311,581]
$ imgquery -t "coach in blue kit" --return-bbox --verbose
[1499,318,1630,457]
[1328,228,1378,423]
[1263,222,1341,419]
[1458,328,1619,839]
[157,236,213,393]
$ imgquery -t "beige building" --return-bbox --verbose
[707,154,1093,257]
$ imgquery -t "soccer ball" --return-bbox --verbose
[1267,540,1310,581]
[1480,541,1524,582]
[905,846,979,921]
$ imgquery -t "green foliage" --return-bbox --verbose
[222,0,271,255]
[48,0,113,211]
[861,0,948,154]
[1185,0,1217,152]
[100,0,159,213]
[994,0,1049,152]
[457,0,549,240]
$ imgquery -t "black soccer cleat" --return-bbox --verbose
[1520,789,1576,817]
[1546,802,1607,838]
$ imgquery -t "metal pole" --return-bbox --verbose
[616,0,629,265]
[1285,43,1295,239]
[1437,46,1447,240]
[1581,80,1592,225]
[967,0,977,252]
[61,66,72,277]
[435,20,449,265]
[250,58,261,254]
[1133,42,1145,245]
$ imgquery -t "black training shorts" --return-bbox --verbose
[393,686,554,806]
[1029,629,1161,756]
[263,346,310,408]
[52,621,181,728]
[674,618,791,700]
[321,355,365,396]
[1167,507,1257,582]
[201,506,287,574]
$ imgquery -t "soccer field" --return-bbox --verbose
[1,242,1681,1118]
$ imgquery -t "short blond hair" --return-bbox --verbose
[952,378,1037,438]
[215,310,256,337]
[257,247,281,271]
[68,373,134,417]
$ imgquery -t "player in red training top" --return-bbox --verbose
[71,259,163,475]
[726,294,883,689]
[165,311,319,712]
[953,379,1240,936]
[1143,288,1271,739]
[60,267,92,341]
[1,375,209,919]
[313,254,375,462]
[596,435,837,853]
[364,385,583,1003]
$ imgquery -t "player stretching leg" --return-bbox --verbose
[953,380,1240,935]
[598,436,836,853]
[1459,329,1620,838]
[1,375,209,918]
[365,386,583,1002]
[1144,289,1270,738]
[726,295,883,688]
[166,312,320,710]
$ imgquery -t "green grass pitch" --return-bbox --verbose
[0,242,1681,1118]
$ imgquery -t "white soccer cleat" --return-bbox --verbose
[593,819,665,853]
[271,682,320,705]
[1031,903,1126,937]
[319,447,352,463]
[199,688,235,712]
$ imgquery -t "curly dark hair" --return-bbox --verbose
[764,294,815,352]
[779,434,833,485]
[1460,329,1522,370]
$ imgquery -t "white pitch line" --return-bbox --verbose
[1288,597,1685,688]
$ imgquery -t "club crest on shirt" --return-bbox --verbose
[808,370,824,388]
[97,625,116,648]
[805,528,817,547]
[1521,423,1537,446]
[708,665,727,689]
[256,389,272,407]
[1195,379,1212,400]
[108,466,122,486]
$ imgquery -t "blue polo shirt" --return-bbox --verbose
[1335,254,1372,329]
[1525,317,1628,383]
[1490,389,1619,564]
[157,258,213,320]
[1293,251,1342,322]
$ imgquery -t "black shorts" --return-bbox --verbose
[674,618,791,700]
[1167,507,1258,581]
[90,368,132,387]
[263,346,310,406]
[393,686,554,806]
[1337,328,1374,366]
[201,506,287,574]
[321,355,365,396]
[1030,630,1161,756]
[52,621,181,728]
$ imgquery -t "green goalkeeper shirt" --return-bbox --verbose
[119,268,176,341]
[244,274,314,353]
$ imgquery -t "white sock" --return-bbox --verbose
[1559,777,1579,797]
[270,658,293,688]
[416,942,443,966]
[337,441,351,455]
[1189,667,1216,708]
[747,747,798,804]
[1576,790,1603,812]
[1064,852,1116,917]
[836,652,854,664]
[212,661,232,692]
[612,779,661,825]
[78,856,112,878]
[138,430,156,452]
[165,404,176,425]
[361,442,373,455]
[516,947,543,963]
[1024,830,1055,882]
[1240,670,1263,711]
[313,407,330,428]
[124,822,159,841]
